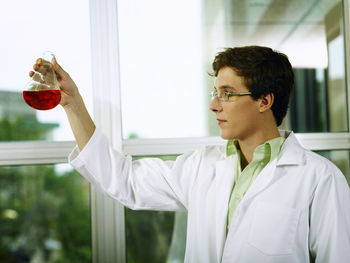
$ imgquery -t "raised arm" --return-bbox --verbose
[30,57,95,150]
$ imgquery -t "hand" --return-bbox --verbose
[29,57,81,108]
[29,56,95,149]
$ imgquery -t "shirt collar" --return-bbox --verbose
[226,136,286,163]
[226,139,239,157]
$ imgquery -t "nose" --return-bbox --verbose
[209,96,223,113]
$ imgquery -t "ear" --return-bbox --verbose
[258,93,274,113]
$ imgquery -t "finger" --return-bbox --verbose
[52,57,69,81]
[33,59,52,75]
[36,58,42,65]
[33,62,40,72]
[37,57,51,65]
[32,72,43,82]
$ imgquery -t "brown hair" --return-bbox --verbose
[212,46,294,126]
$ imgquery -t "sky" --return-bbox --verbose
[0,0,92,141]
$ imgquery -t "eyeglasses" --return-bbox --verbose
[210,89,252,102]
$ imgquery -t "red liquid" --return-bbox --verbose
[23,90,61,110]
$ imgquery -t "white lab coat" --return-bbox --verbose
[69,129,350,263]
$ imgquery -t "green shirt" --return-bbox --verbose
[226,136,286,233]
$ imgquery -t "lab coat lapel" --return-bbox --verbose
[215,155,237,262]
[240,131,305,206]
[241,159,278,204]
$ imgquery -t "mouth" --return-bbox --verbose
[216,119,227,125]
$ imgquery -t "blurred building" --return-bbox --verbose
[0,90,59,140]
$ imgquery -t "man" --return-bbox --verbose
[31,46,350,262]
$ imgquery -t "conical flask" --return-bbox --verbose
[23,51,61,110]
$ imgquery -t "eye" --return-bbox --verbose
[224,91,231,98]
[220,91,227,99]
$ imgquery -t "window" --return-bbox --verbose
[0,0,92,142]
[0,164,91,262]
[125,209,176,263]
[118,0,204,139]
[0,1,93,262]
[118,0,348,138]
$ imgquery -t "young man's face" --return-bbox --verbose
[209,66,261,140]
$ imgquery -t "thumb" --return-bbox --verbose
[52,57,68,81]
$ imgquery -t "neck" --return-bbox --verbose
[238,127,280,167]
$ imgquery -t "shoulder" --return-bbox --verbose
[303,150,345,181]
[280,131,345,181]
[174,144,226,165]
[288,138,344,183]
[303,149,341,172]
[200,144,227,158]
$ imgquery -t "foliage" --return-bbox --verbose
[0,116,57,141]
[125,209,174,263]
[0,116,91,262]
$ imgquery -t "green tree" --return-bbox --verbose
[125,209,175,263]
[0,116,91,262]
[0,116,57,141]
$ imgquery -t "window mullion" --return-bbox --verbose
[0,141,75,166]
[89,0,125,263]
[343,0,350,129]
[122,133,350,156]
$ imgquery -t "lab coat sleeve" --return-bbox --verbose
[68,128,202,211]
[309,163,350,263]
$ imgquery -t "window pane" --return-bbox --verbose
[0,164,91,262]
[118,0,347,138]
[0,1,92,141]
[287,34,348,132]
[118,0,205,139]
[126,155,186,263]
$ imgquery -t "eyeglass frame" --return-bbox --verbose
[210,89,252,102]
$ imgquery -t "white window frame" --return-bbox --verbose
[0,0,350,262]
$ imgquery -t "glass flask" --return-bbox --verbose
[23,51,61,110]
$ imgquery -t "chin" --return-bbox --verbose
[220,130,237,140]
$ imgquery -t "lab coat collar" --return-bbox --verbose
[277,130,306,166]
